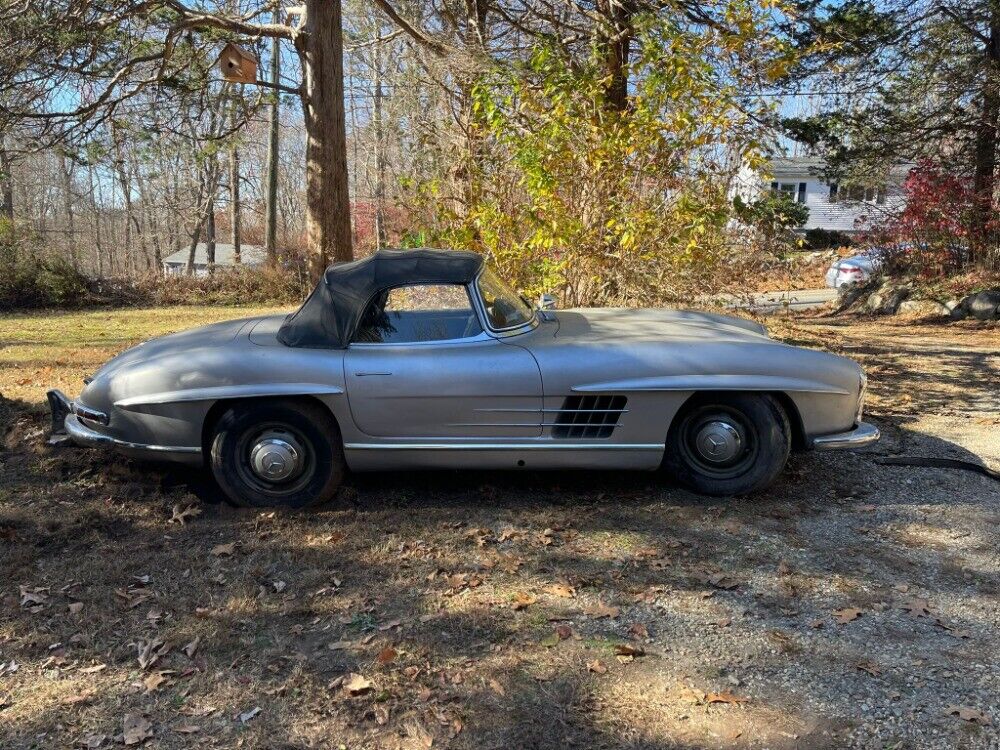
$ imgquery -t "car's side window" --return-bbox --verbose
[353,284,483,344]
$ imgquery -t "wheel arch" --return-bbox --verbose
[668,390,806,452]
[200,395,342,460]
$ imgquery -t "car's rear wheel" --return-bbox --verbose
[664,393,790,496]
[209,399,345,509]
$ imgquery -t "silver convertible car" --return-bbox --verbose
[48,249,878,508]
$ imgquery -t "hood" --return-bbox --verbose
[551,308,770,343]
[89,317,258,381]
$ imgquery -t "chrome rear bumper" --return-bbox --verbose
[812,422,880,450]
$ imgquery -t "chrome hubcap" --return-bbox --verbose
[249,431,304,482]
[694,420,742,464]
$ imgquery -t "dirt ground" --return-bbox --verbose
[1,308,998,750]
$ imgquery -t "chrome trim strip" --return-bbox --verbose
[446,422,622,428]
[115,383,344,410]
[572,375,850,396]
[65,415,202,454]
[344,442,661,451]
[474,408,630,414]
[812,422,880,451]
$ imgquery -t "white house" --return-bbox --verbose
[162,243,268,276]
[732,156,911,236]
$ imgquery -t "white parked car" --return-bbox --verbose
[825,251,885,289]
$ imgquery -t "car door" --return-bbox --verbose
[344,283,543,439]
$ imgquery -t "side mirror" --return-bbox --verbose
[538,294,557,310]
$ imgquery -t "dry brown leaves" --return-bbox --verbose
[511,593,537,611]
[945,706,991,725]
[582,601,620,619]
[901,597,934,618]
[833,607,863,624]
[587,659,608,674]
[122,714,153,745]
[705,691,749,705]
[856,661,881,677]
[168,504,202,525]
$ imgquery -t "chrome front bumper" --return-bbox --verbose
[812,422,880,450]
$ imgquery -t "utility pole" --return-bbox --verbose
[264,5,281,266]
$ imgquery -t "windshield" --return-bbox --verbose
[476,267,535,330]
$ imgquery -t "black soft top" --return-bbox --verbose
[277,248,485,348]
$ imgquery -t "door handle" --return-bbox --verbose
[354,372,392,376]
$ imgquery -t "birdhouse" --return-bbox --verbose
[218,43,258,85]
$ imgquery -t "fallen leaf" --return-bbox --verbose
[210,542,236,557]
[488,678,506,695]
[629,623,649,639]
[583,602,620,619]
[182,636,200,658]
[327,640,353,651]
[777,560,792,576]
[511,593,537,611]
[614,643,645,657]
[169,504,202,525]
[378,619,402,631]
[344,673,373,695]
[19,586,48,608]
[833,607,862,624]
[705,691,749,705]
[856,661,881,677]
[173,723,200,734]
[716,617,732,628]
[555,624,573,640]
[122,714,153,745]
[238,706,262,723]
[945,706,990,725]
[376,647,397,665]
[587,659,608,674]
[143,671,173,692]
[707,573,739,590]
[68,601,84,615]
[901,597,934,618]
[63,691,95,705]
[808,619,824,629]
[79,664,107,674]
[545,583,576,599]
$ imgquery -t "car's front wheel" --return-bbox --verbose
[664,393,790,496]
[209,399,345,509]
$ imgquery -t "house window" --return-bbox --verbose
[771,182,805,203]
[836,185,887,204]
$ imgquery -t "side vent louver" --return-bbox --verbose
[552,395,627,439]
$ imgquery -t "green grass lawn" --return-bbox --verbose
[0,305,291,406]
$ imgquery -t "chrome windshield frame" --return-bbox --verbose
[469,268,538,338]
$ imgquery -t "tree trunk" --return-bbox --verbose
[298,0,353,278]
[594,0,632,114]
[206,194,216,275]
[265,12,281,267]
[0,134,13,221]
[60,151,77,267]
[230,143,242,265]
[972,5,1000,270]
[373,25,388,250]
[185,214,204,277]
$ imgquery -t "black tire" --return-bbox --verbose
[664,393,790,497]
[209,399,345,509]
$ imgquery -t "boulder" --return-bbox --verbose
[864,281,911,314]
[896,299,950,318]
[964,289,1000,320]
